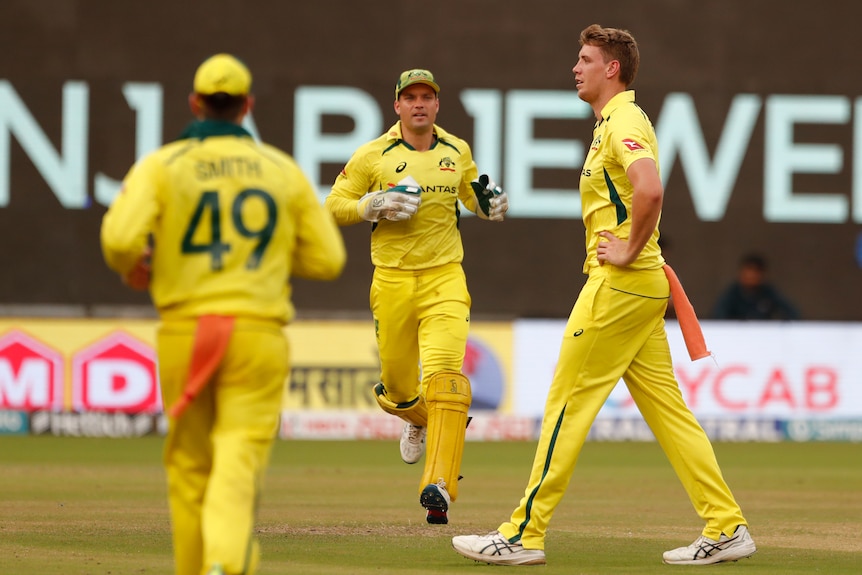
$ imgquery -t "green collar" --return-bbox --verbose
[178,120,252,141]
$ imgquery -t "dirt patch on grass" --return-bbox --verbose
[756,522,859,553]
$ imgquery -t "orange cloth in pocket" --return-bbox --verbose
[168,315,235,418]
[663,265,711,361]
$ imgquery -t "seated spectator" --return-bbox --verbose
[711,253,800,320]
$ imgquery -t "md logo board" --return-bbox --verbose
[0,329,161,413]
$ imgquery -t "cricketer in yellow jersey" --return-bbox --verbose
[452,25,757,566]
[325,69,508,525]
[101,54,346,575]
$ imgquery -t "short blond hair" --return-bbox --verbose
[579,24,640,87]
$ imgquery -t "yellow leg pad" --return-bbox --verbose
[373,382,428,427]
[420,371,471,501]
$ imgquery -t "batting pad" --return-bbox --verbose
[420,371,471,501]
[373,382,428,426]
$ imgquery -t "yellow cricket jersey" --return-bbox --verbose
[101,120,345,323]
[579,90,665,273]
[325,122,480,270]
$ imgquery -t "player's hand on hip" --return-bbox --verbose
[470,174,508,221]
[357,185,423,222]
[596,231,635,267]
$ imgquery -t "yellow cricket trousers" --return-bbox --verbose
[371,263,472,497]
[158,317,289,575]
[498,265,747,549]
[371,263,471,403]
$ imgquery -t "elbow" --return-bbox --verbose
[645,186,664,206]
[324,249,347,280]
[323,195,335,213]
[321,232,347,280]
[317,263,345,282]
[297,248,346,281]
[100,230,137,275]
[323,196,344,223]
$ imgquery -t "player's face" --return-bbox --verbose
[395,84,439,133]
[572,44,607,104]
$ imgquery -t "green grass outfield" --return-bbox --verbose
[1,437,860,574]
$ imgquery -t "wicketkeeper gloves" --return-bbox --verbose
[357,185,423,222]
[470,174,509,221]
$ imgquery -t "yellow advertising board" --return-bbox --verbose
[0,319,514,414]
[284,320,514,412]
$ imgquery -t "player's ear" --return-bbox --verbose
[242,95,255,117]
[189,93,203,118]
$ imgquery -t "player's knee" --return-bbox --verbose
[374,382,427,426]
[426,371,471,409]
[374,381,420,406]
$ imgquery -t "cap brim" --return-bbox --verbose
[397,80,440,97]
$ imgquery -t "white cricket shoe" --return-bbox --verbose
[663,525,757,565]
[452,531,547,565]
[399,423,426,464]
[420,480,451,524]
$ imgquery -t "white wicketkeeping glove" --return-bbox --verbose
[357,185,423,222]
[470,174,508,221]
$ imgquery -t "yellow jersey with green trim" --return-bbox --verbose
[101,120,345,323]
[579,90,665,273]
[325,122,480,270]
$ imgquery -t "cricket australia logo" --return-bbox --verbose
[591,135,602,151]
[438,157,456,172]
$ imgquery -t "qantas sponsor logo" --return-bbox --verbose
[423,185,458,194]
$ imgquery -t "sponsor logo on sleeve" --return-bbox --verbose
[622,138,644,151]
